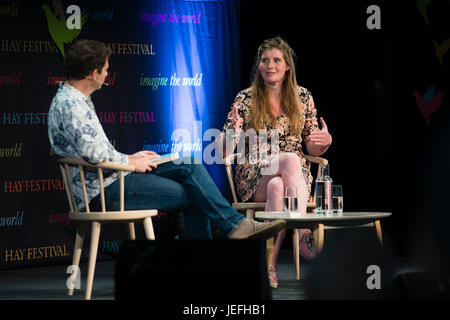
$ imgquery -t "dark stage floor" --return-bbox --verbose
[0,249,310,300]
[0,247,442,302]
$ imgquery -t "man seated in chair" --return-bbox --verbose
[47,39,285,240]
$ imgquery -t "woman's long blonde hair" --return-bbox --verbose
[249,37,304,135]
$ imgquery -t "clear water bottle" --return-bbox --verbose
[315,164,333,215]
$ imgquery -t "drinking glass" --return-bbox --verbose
[332,185,343,214]
[284,186,298,212]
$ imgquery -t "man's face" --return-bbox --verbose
[91,58,109,89]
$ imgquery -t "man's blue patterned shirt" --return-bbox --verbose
[48,82,128,209]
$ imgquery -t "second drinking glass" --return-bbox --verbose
[284,186,298,212]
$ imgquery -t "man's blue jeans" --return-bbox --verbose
[90,158,246,239]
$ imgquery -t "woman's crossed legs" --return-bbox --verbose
[252,153,315,286]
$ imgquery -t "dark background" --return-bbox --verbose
[238,0,449,257]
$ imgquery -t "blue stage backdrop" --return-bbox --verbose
[0,0,241,269]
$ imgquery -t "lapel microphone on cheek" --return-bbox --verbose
[87,76,108,86]
[94,78,109,86]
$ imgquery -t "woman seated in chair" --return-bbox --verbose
[219,37,332,288]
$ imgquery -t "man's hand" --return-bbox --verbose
[128,151,161,173]
[130,150,160,158]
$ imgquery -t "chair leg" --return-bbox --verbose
[85,221,101,300]
[143,217,155,240]
[266,237,275,272]
[245,209,255,220]
[374,220,383,245]
[68,222,86,296]
[292,229,300,280]
[127,222,136,240]
[312,223,324,253]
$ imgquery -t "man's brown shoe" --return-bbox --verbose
[229,219,286,240]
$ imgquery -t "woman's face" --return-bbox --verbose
[259,48,290,86]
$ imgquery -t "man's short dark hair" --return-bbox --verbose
[65,39,112,80]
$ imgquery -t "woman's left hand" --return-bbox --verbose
[309,117,332,147]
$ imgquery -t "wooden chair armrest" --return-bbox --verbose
[304,155,328,165]
[223,153,241,165]
[224,153,327,166]
[57,157,136,172]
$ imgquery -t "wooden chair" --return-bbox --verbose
[57,157,157,300]
[223,153,328,282]
[223,153,265,220]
